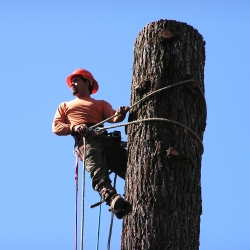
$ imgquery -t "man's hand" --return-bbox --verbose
[116,106,130,115]
[73,124,88,136]
[114,106,130,122]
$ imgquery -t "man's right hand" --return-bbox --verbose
[73,124,88,136]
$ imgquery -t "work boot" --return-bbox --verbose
[98,186,125,219]
[108,194,125,219]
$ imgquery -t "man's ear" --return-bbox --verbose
[84,79,90,86]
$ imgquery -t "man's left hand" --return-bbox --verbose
[73,124,88,136]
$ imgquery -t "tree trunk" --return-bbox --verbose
[121,20,206,250]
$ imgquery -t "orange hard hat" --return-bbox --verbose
[66,68,99,94]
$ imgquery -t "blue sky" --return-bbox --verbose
[1,1,250,249]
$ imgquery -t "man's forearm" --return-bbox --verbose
[52,121,75,136]
[113,113,126,123]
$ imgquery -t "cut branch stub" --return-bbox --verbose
[160,29,173,39]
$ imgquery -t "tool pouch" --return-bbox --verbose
[109,130,121,144]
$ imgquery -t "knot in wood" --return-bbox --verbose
[166,147,180,158]
[160,29,173,40]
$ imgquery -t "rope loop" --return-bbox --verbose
[89,78,206,153]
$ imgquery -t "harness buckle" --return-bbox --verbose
[94,127,106,135]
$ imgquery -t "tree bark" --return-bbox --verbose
[121,20,206,250]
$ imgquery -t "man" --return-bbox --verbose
[52,68,129,218]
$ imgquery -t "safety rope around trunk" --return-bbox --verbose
[89,78,205,153]
[89,79,206,131]
[94,117,204,153]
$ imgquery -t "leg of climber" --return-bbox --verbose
[84,137,125,218]
[104,137,127,180]
[97,178,125,217]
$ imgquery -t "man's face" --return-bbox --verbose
[70,76,87,96]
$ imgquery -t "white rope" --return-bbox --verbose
[89,79,202,130]
[94,118,204,153]
[107,174,117,250]
[89,79,205,153]
[80,137,86,250]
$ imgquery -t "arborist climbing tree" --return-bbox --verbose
[121,20,206,250]
[52,68,129,220]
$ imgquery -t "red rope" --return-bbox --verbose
[75,155,79,250]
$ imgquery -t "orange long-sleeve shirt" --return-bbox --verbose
[52,96,118,136]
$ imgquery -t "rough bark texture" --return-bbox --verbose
[121,20,206,250]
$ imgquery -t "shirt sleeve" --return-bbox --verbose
[52,103,74,136]
[102,100,118,123]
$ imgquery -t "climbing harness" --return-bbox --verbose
[74,78,206,250]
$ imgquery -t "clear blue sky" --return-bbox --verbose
[1,1,250,250]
